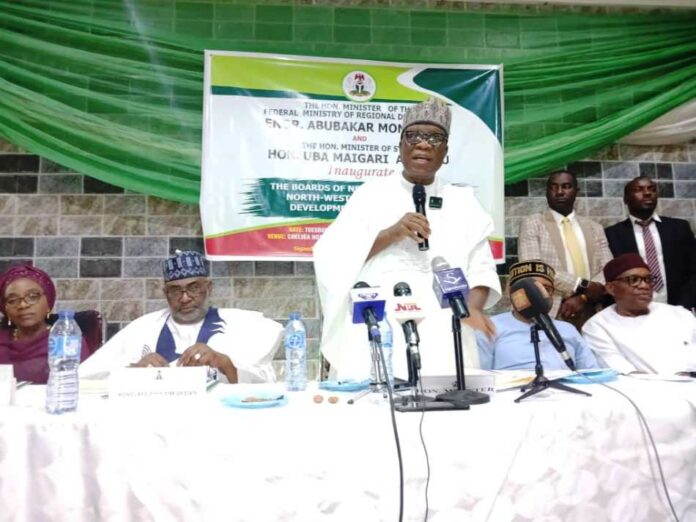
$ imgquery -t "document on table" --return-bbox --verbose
[492,369,575,391]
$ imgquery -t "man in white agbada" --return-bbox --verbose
[80,250,283,383]
[582,253,696,374]
[313,98,501,380]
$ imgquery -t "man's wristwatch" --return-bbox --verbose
[576,278,590,301]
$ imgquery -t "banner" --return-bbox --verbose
[201,51,504,261]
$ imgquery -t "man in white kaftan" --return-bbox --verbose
[582,253,696,374]
[314,99,501,380]
[80,251,283,383]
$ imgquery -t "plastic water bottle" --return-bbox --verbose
[371,314,394,386]
[284,312,307,391]
[46,310,82,414]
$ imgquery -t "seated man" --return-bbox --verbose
[80,250,283,382]
[477,260,599,371]
[582,253,696,374]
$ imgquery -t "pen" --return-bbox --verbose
[347,388,370,405]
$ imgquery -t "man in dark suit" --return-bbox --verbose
[605,176,696,310]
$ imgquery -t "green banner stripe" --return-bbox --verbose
[211,86,334,100]
[211,85,414,105]
[413,69,502,142]
[210,55,424,101]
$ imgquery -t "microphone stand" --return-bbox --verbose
[515,324,591,403]
[369,337,389,396]
[350,336,388,404]
[348,333,389,405]
[435,313,489,407]
[395,340,450,412]
[395,341,461,412]
[406,345,415,387]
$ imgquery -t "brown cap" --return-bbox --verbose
[603,253,650,282]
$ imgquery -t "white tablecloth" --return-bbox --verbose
[1,378,696,521]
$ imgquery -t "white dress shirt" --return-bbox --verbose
[549,209,590,290]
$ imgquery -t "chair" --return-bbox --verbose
[47,310,104,358]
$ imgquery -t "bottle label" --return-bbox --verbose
[285,332,305,349]
[49,335,81,357]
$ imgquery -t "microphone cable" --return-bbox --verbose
[375,338,404,522]
[417,377,432,522]
[576,371,680,522]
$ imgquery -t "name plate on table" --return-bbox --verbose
[420,370,496,396]
[0,365,15,406]
[109,367,208,401]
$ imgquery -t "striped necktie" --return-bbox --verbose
[636,219,664,291]
[561,217,589,279]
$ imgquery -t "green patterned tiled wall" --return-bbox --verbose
[62,0,691,152]
[81,1,686,58]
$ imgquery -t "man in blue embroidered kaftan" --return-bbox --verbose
[80,251,283,383]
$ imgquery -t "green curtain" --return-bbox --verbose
[0,1,694,203]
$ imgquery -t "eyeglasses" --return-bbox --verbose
[5,291,44,308]
[613,275,654,288]
[403,131,447,147]
[165,282,208,300]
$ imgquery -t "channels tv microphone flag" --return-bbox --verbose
[350,282,390,393]
[429,256,489,407]
[412,184,429,251]
[431,256,469,319]
[350,281,385,342]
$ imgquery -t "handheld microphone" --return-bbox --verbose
[350,281,386,341]
[412,184,429,251]
[509,278,576,371]
[431,256,470,319]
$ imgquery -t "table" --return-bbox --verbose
[1,377,696,521]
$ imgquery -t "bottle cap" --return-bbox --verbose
[288,311,301,321]
[58,310,75,319]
